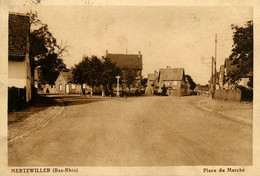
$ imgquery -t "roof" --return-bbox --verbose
[159,68,185,81]
[60,71,73,82]
[9,13,30,60]
[106,53,142,69]
[196,84,210,91]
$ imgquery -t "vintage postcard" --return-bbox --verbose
[0,0,259,175]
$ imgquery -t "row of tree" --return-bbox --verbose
[71,56,121,96]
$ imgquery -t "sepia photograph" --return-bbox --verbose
[1,1,259,175]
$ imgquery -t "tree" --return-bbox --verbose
[38,53,67,84]
[123,68,138,91]
[100,58,122,96]
[185,75,196,90]
[71,56,91,92]
[87,56,103,95]
[27,11,68,85]
[228,20,253,88]
[72,56,120,96]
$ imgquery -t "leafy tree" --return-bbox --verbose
[123,68,138,91]
[87,56,103,95]
[72,56,120,96]
[71,56,91,92]
[100,57,122,96]
[185,75,196,90]
[38,53,67,84]
[27,11,68,85]
[228,20,253,88]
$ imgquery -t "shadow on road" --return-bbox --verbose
[41,94,109,107]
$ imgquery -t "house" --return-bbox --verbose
[224,58,253,89]
[218,65,225,89]
[145,71,159,95]
[8,13,32,103]
[195,84,210,95]
[55,71,82,94]
[158,67,188,96]
[105,50,143,91]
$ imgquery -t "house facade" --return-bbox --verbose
[224,58,253,89]
[8,13,32,102]
[145,71,159,95]
[158,67,188,96]
[55,71,82,94]
[195,84,210,95]
[105,50,143,91]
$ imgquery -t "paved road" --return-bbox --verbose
[8,95,252,166]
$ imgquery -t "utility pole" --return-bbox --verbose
[211,56,214,98]
[211,34,217,99]
[214,33,217,91]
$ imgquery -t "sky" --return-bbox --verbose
[10,6,253,85]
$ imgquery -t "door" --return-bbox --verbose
[65,84,69,93]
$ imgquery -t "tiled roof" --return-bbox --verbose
[159,68,184,81]
[106,53,142,69]
[60,71,73,83]
[9,13,30,60]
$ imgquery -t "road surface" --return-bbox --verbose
[8,95,252,166]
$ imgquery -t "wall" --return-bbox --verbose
[215,89,241,102]
[8,60,26,88]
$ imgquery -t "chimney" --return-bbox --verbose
[138,51,141,58]
[154,70,158,74]
[106,50,108,56]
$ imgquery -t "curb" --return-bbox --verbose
[8,100,65,143]
[197,99,252,125]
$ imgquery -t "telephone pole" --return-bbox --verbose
[211,33,217,99]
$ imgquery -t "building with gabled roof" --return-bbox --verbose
[158,67,188,96]
[145,71,159,95]
[105,50,143,91]
[55,71,82,94]
[8,12,32,102]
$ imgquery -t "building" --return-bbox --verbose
[105,50,143,91]
[55,71,82,94]
[224,58,253,89]
[8,13,32,102]
[145,71,159,95]
[195,84,210,95]
[158,67,188,96]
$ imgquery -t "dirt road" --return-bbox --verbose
[8,95,252,166]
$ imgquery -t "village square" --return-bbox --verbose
[7,6,253,166]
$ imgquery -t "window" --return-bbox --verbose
[173,81,177,86]
[59,84,62,90]
[72,84,76,89]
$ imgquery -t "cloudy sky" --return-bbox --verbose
[11,5,253,84]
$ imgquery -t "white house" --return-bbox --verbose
[8,13,32,102]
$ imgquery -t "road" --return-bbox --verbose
[8,95,252,166]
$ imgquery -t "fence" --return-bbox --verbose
[8,86,26,112]
[214,89,241,102]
